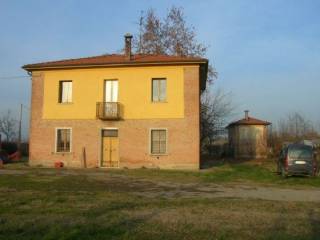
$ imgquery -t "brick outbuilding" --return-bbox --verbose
[227,111,271,159]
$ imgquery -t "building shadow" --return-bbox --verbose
[200,155,258,169]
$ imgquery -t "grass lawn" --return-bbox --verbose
[102,158,320,188]
[0,159,319,240]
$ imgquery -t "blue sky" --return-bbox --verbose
[0,0,319,138]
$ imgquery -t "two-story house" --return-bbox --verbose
[22,34,208,169]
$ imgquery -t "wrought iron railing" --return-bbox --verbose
[96,102,120,120]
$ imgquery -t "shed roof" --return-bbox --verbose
[227,115,271,128]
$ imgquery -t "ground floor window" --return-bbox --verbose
[56,128,72,152]
[150,129,167,154]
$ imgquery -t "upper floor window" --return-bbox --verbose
[56,128,71,152]
[59,81,72,103]
[105,80,118,102]
[152,78,166,102]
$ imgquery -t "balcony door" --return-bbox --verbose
[105,80,118,102]
[104,80,118,118]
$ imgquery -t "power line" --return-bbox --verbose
[0,76,30,80]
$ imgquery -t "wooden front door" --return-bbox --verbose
[101,130,119,168]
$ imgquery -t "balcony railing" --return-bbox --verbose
[96,102,120,120]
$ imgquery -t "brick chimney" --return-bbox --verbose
[124,33,133,60]
[245,110,249,120]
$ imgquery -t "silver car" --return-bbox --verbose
[277,144,318,177]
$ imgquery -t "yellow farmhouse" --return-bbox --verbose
[22,34,208,169]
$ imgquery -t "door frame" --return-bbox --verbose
[100,127,120,168]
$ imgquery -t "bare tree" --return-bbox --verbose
[133,6,217,82]
[0,110,17,142]
[162,7,207,57]
[134,7,227,152]
[267,112,319,156]
[134,8,165,55]
[200,89,234,148]
[277,112,318,141]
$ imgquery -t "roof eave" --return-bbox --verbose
[22,60,208,72]
[226,122,271,128]
[199,60,208,91]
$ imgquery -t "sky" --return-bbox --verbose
[0,0,319,138]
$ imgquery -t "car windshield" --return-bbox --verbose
[288,146,313,159]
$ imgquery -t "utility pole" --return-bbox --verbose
[18,103,22,150]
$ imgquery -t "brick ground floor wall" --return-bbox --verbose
[29,118,200,169]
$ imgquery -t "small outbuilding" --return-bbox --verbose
[227,111,271,159]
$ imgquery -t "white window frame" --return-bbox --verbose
[152,78,167,102]
[59,80,73,103]
[149,128,168,155]
[55,127,72,153]
[104,79,119,102]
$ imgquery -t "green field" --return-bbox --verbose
[0,160,319,240]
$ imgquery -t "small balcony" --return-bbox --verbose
[96,102,120,120]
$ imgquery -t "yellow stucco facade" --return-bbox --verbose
[38,65,192,120]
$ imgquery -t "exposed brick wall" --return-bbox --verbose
[229,125,268,159]
[29,66,200,169]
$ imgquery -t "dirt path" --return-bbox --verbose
[92,172,320,202]
[69,170,320,202]
[1,168,320,202]
[133,181,320,202]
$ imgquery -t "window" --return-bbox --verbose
[59,81,72,103]
[288,145,313,159]
[56,128,71,152]
[150,129,167,154]
[105,80,118,102]
[152,78,166,102]
[102,129,118,137]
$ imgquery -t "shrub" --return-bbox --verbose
[1,142,18,155]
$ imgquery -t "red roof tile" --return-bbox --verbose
[227,117,271,128]
[22,54,208,70]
